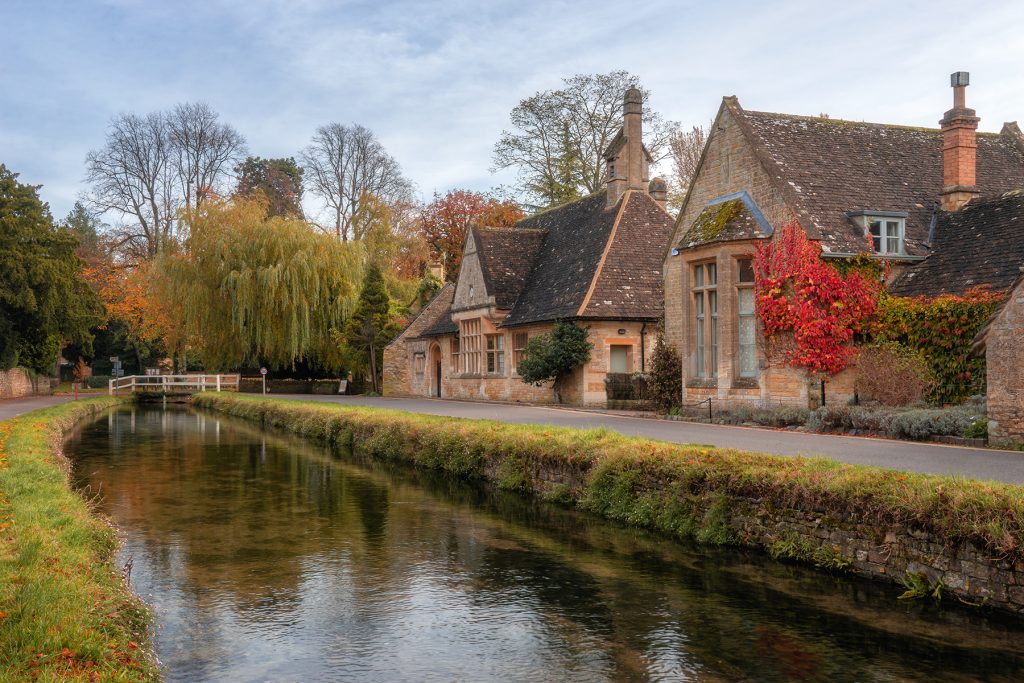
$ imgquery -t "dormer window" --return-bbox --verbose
[846,211,907,255]
[868,217,904,254]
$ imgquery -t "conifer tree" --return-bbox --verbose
[343,264,396,393]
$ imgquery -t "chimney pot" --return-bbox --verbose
[951,71,970,87]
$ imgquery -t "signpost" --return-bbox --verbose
[260,367,268,395]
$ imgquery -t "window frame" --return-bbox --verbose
[691,261,718,379]
[449,337,460,372]
[460,319,482,374]
[512,332,528,374]
[866,216,905,255]
[736,257,758,379]
[485,333,505,375]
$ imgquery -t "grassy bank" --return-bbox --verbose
[194,394,1024,566]
[0,398,157,681]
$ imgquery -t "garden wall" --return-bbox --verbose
[0,368,52,399]
[195,394,1024,614]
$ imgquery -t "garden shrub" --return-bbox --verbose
[855,341,934,406]
[964,418,988,440]
[86,374,113,389]
[886,408,976,440]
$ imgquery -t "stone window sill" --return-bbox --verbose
[731,377,759,389]
[686,378,718,389]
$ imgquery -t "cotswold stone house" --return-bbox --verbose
[384,89,675,405]
[665,72,1024,411]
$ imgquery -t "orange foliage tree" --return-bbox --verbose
[418,189,523,281]
[753,222,881,377]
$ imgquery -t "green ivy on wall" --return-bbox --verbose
[870,289,1004,405]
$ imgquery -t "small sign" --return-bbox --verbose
[338,379,348,394]
[260,367,268,376]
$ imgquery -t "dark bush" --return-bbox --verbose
[855,342,934,406]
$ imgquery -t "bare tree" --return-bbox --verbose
[301,123,415,241]
[492,70,676,208]
[85,112,177,260]
[168,102,246,212]
[85,103,246,260]
[667,123,708,211]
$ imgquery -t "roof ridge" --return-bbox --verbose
[745,108,1005,136]
[517,189,608,223]
[475,225,547,233]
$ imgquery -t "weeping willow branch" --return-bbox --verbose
[155,197,362,370]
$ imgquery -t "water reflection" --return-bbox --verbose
[67,407,1024,682]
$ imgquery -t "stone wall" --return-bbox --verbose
[986,279,1024,444]
[664,105,793,353]
[0,368,50,400]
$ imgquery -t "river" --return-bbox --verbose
[66,406,1024,682]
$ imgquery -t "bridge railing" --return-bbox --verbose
[108,374,242,395]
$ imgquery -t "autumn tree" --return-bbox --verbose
[234,157,304,218]
[492,71,675,207]
[517,322,593,403]
[753,222,881,380]
[84,104,246,260]
[156,196,359,370]
[301,123,415,241]
[0,165,103,372]
[418,189,524,280]
[342,264,397,394]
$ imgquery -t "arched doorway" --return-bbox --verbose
[429,344,443,398]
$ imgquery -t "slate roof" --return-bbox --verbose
[500,191,619,325]
[411,285,458,338]
[580,191,675,319]
[728,99,1024,256]
[472,226,547,309]
[502,189,674,326]
[890,191,1024,297]
[678,192,773,249]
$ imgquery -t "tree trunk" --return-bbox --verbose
[368,343,379,394]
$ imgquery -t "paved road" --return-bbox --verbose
[0,395,75,421]
[264,394,1024,484]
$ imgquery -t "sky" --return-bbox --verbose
[3,0,1024,222]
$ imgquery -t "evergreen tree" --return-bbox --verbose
[234,156,305,218]
[647,332,683,413]
[516,322,592,403]
[0,165,103,371]
[343,264,396,394]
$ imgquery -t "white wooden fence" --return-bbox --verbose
[108,374,241,395]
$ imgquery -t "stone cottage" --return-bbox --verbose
[384,89,675,405]
[664,72,1024,410]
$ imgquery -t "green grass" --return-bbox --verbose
[194,394,1024,566]
[0,397,156,682]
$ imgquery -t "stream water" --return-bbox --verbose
[66,406,1024,682]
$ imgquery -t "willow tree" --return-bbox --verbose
[158,197,361,371]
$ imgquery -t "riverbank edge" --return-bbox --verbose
[194,393,1024,615]
[0,397,159,681]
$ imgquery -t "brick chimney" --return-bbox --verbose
[939,71,981,211]
[605,88,650,208]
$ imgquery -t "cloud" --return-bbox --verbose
[3,0,1023,219]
